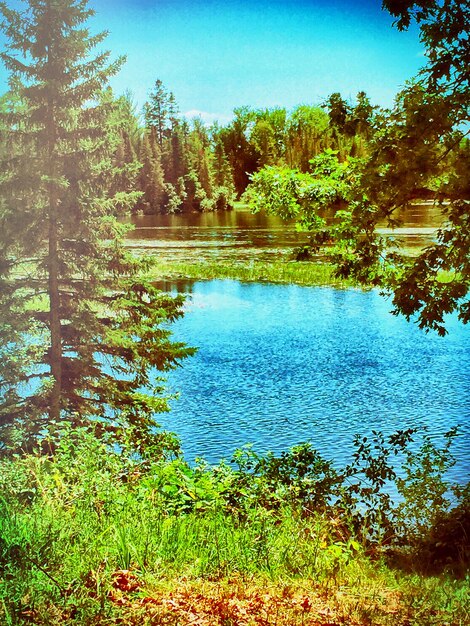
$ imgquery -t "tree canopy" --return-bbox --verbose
[246,0,469,335]
[106,86,376,215]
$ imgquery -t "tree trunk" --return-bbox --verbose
[48,190,62,424]
[46,85,62,424]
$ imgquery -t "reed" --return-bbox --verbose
[146,258,357,288]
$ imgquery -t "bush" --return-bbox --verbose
[213,186,235,211]
[0,425,468,624]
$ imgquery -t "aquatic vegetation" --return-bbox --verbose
[145,258,357,287]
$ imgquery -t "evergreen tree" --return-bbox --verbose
[209,135,235,211]
[326,92,351,132]
[165,119,188,187]
[187,119,214,201]
[137,132,166,214]
[144,79,174,150]
[350,91,374,140]
[0,0,193,453]
[212,140,233,189]
[104,89,141,213]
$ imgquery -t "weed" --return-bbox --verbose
[0,427,468,624]
[145,258,357,288]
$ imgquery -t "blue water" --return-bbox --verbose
[160,280,469,481]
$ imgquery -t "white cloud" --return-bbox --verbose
[183,109,233,126]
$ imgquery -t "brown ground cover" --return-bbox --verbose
[107,571,416,626]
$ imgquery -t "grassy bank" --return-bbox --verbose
[145,258,357,288]
[1,429,468,625]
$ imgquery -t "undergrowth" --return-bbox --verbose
[0,427,468,625]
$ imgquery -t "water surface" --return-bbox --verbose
[160,280,469,482]
[126,203,443,262]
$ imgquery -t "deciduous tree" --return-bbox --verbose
[247,0,469,335]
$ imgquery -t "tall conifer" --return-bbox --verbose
[137,132,166,213]
[0,0,193,453]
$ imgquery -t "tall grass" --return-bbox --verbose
[146,259,357,288]
[0,429,468,625]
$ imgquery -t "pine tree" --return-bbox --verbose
[187,120,214,201]
[144,79,174,150]
[212,138,236,210]
[105,90,141,213]
[0,0,194,454]
[213,140,234,190]
[137,132,166,213]
[165,119,188,187]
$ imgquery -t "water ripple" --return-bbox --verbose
[158,281,469,483]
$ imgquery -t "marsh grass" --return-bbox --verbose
[145,259,357,288]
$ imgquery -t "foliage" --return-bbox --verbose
[220,428,469,556]
[46,75,377,216]
[227,443,339,514]
[244,149,354,227]
[246,0,469,334]
[143,79,178,149]
[0,427,468,624]
[0,0,194,454]
[135,130,166,214]
[137,81,237,214]
[132,93,375,212]
[146,257,355,288]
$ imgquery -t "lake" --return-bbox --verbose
[126,205,469,480]
[126,202,443,262]
[158,280,469,482]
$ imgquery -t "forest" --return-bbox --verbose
[24,80,379,216]
[0,0,469,624]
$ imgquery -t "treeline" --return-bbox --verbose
[0,78,377,216]
[109,81,376,215]
[120,80,237,215]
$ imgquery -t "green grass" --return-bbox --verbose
[145,258,357,288]
[0,430,468,625]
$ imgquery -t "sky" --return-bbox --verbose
[0,0,425,124]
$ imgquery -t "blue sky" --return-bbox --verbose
[1,0,424,123]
